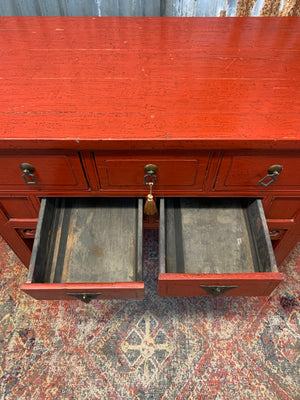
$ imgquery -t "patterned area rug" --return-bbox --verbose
[0,231,299,400]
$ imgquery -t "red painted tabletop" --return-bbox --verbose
[0,17,299,150]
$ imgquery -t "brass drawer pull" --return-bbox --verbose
[143,164,158,185]
[200,285,238,297]
[66,293,103,303]
[269,230,285,240]
[144,164,158,216]
[22,229,36,237]
[269,230,280,238]
[259,165,282,187]
[20,163,38,185]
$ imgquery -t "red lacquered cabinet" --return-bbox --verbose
[0,17,299,300]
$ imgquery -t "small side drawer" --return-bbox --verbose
[158,198,283,297]
[0,197,38,219]
[265,197,300,220]
[21,197,144,301]
[0,154,88,191]
[214,153,300,191]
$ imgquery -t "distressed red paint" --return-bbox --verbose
[0,18,299,297]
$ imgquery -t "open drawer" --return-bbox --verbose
[21,198,144,301]
[158,198,283,297]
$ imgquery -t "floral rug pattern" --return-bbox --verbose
[0,232,299,400]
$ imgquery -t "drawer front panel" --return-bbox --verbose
[158,273,283,297]
[21,282,145,300]
[21,197,144,301]
[95,153,210,192]
[0,197,38,218]
[265,198,300,220]
[215,154,300,191]
[0,154,87,190]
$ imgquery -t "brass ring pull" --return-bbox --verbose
[144,173,156,185]
[258,165,282,187]
[20,163,38,185]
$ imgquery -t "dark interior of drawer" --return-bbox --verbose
[160,198,277,275]
[31,198,143,284]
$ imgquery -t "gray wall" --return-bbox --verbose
[0,0,298,17]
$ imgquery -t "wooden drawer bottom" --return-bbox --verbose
[158,198,283,297]
[21,196,283,301]
[21,198,144,301]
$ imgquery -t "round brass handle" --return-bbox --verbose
[20,163,38,184]
[144,164,158,175]
[20,163,35,173]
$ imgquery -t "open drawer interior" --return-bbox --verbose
[21,198,144,301]
[159,198,283,297]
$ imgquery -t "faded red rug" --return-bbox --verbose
[0,232,299,400]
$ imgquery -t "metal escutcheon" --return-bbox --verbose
[66,293,103,303]
[258,165,283,187]
[200,285,238,297]
[144,164,158,175]
[20,163,38,185]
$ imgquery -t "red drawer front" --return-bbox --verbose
[0,154,87,190]
[158,273,283,297]
[21,282,145,301]
[266,198,300,220]
[215,154,300,191]
[0,197,38,219]
[95,154,210,192]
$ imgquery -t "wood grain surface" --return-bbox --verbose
[0,17,299,150]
